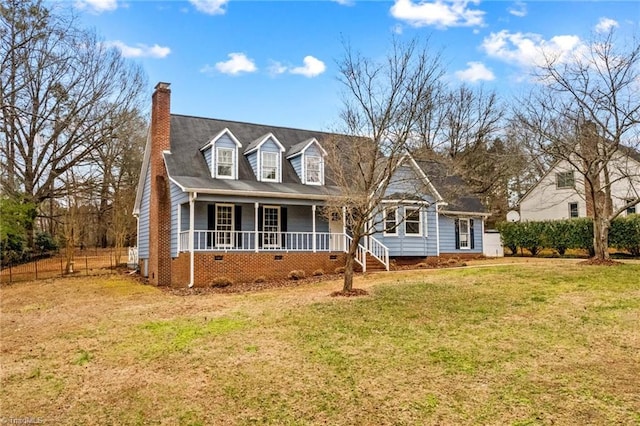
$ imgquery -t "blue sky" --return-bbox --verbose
[72,0,639,131]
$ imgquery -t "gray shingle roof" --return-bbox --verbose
[165,114,486,213]
[166,114,340,198]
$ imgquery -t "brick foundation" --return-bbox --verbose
[170,251,348,287]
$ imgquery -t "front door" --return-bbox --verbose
[329,212,344,251]
[262,206,280,248]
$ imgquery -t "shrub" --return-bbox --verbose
[288,270,306,280]
[210,277,233,288]
[334,266,346,274]
[35,231,58,254]
[496,221,519,255]
[312,269,324,276]
[519,221,546,256]
[544,220,573,255]
[610,214,640,256]
[253,276,266,284]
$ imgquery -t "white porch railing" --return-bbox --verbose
[179,231,347,252]
[127,247,138,269]
[178,230,389,271]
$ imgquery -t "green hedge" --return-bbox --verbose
[496,215,639,256]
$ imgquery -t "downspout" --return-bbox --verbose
[188,192,197,288]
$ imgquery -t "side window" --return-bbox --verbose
[569,202,579,218]
[384,208,397,235]
[556,171,575,189]
[405,207,421,235]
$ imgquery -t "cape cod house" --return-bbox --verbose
[133,83,488,286]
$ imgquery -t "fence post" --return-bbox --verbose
[60,257,64,276]
[9,263,12,283]
[85,255,89,275]
[34,257,38,280]
[110,252,113,270]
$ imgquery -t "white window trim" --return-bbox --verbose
[214,146,236,179]
[568,201,579,218]
[215,203,234,248]
[458,218,470,250]
[304,155,323,185]
[404,206,422,237]
[383,207,398,236]
[262,205,281,248]
[260,151,280,183]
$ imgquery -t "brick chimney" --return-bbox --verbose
[580,121,612,218]
[148,82,172,286]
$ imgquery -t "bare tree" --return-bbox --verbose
[0,0,146,246]
[516,29,640,260]
[325,37,444,292]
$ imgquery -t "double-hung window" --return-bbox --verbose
[306,156,322,184]
[626,199,637,215]
[262,152,279,182]
[569,202,579,218]
[556,171,575,189]
[216,147,234,178]
[215,204,233,248]
[384,208,397,235]
[405,207,421,236]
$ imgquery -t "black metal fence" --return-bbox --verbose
[0,250,127,284]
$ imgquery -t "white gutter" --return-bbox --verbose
[188,192,197,288]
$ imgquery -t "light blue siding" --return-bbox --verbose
[170,182,189,257]
[138,163,151,259]
[261,138,281,153]
[438,215,483,254]
[290,155,302,179]
[385,164,425,197]
[202,147,212,175]
[216,135,237,149]
[247,152,257,177]
[374,205,437,257]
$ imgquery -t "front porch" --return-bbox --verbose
[173,200,389,285]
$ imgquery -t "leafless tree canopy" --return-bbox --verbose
[0,0,147,205]
[326,37,445,291]
[515,29,640,259]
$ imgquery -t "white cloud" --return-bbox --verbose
[268,61,288,76]
[508,0,527,17]
[105,41,171,58]
[290,56,326,78]
[332,0,355,5]
[595,17,618,33]
[75,0,118,13]
[212,53,257,75]
[189,0,228,15]
[481,30,582,69]
[390,0,485,29]
[455,61,495,82]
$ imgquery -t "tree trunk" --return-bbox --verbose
[593,215,610,260]
[343,237,361,292]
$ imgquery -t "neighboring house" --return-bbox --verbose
[133,83,488,286]
[518,149,640,222]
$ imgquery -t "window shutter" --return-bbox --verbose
[470,219,475,249]
[207,205,215,248]
[454,218,460,250]
[281,207,288,248]
[235,206,242,246]
[258,206,263,248]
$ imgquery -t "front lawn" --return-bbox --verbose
[1,261,639,425]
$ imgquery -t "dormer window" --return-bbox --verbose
[261,151,279,182]
[201,128,242,180]
[305,156,322,184]
[286,138,327,186]
[216,147,234,178]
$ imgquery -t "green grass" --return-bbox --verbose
[1,263,639,425]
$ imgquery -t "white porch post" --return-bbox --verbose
[342,206,347,252]
[177,203,181,252]
[312,204,317,252]
[254,202,259,253]
[188,193,196,287]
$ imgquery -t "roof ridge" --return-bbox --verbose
[170,113,338,135]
